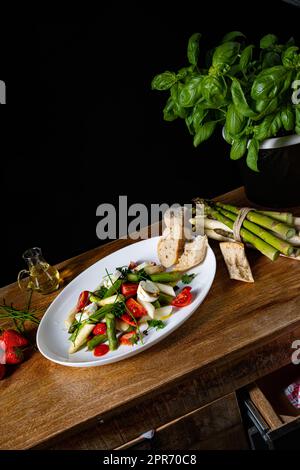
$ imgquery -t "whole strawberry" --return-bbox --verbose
[0,329,29,349]
[5,347,24,365]
[0,364,5,380]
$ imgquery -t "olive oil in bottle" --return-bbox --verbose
[18,248,61,294]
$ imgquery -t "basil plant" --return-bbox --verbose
[151,32,300,172]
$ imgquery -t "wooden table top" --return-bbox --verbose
[1,187,300,450]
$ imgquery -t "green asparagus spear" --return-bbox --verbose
[216,203,296,239]
[127,273,140,282]
[105,313,118,351]
[257,210,293,225]
[150,272,182,283]
[103,279,123,298]
[89,304,114,322]
[158,293,174,306]
[206,206,279,261]
[218,207,293,256]
[87,334,107,351]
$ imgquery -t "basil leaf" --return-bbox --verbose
[225,104,247,135]
[262,51,281,69]
[251,65,289,101]
[193,121,217,147]
[282,46,299,67]
[254,116,272,141]
[295,105,300,135]
[254,112,281,141]
[176,66,193,80]
[252,97,279,121]
[151,71,177,91]
[221,31,246,43]
[212,42,240,67]
[281,104,295,132]
[260,34,278,49]
[191,104,208,132]
[230,137,248,160]
[246,138,259,172]
[185,114,194,135]
[240,45,254,74]
[187,33,201,66]
[179,76,203,108]
[163,97,177,122]
[231,78,256,118]
[201,75,227,107]
[223,125,234,144]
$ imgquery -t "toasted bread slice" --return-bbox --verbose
[219,241,254,283]
[174,235,208,271]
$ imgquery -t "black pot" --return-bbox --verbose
[238,134,300,208]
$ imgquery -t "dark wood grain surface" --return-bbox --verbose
[0,187,300,450]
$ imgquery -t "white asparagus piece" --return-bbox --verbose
[65,306,77,329]
[69,323,95,354]
[98,294,123,306]
[144,264,165,275]
[294,217,300,229]
[219,242,254,283]
[204,218,233,232]
[153,282,176,297]
[154,306,173,319]
[116,319,130,332]
[137,298,155,318]
[280,254,300,261]
[205,229,235,243]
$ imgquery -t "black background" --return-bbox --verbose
[1,1,300,287]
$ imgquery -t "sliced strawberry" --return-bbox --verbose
[0,329,29,349]
[119,330,138,346]
[94,344,109,357]
[92,323,107,336]
[5,347,24,364]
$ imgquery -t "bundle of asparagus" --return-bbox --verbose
[192,199,300,262]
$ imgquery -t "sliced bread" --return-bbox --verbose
[158,207,186,268]
[174,235,208,271]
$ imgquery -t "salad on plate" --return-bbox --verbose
[66,261,196,357]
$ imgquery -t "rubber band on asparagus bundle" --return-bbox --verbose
[233,207,252,242]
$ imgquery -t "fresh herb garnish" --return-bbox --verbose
[111,301,126,318]
[181,273,196,284]
[135,269,150,281]
[93,286,108,299]
[0,297,40,334]
[147,319,166,330]
[129,333,139,345]
[116,266,130,279]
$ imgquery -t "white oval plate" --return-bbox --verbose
[37,237,216,367]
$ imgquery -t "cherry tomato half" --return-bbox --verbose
[94,344,109,356]
[76,290,90,312]
[121,282,138,298]
[125,298,147,318]
[171,286,192,308]
[119,330,138,346]
[120,313,136,326]
[92,323,107,336]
